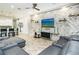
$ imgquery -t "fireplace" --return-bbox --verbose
[41,32,50,38]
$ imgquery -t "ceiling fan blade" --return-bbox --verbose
[32,3,40,11]
[33,3,37,8]
[25,7,30,9]
[34,8,40,11]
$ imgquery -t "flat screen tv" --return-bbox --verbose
[41,18,54,28]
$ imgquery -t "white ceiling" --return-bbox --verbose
[0,3,74,18]
[0,3,67,11]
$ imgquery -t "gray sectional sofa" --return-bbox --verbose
[39,36,68,55]
[0,37,9,41]
[39,35,79,55]
[0,37,29,55]
[1,35,79,55]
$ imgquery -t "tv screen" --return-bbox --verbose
[41,18,54,28]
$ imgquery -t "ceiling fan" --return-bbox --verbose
[25,3,40,11]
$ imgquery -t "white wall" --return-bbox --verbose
[30,5,79,36]
[17,15,31,35]
[17,5,79,37]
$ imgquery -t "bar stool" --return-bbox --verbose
[1,29,7,37]
[8,28,15,37]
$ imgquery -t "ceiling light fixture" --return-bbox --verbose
[10,5,14,9]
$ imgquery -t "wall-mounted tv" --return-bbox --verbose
[41,18,54,28]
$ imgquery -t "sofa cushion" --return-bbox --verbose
[2,43,17,50]
[59,41,70,55]
[0,37,9,41]
[60,41,79,55]
[54,36,69,47]
[53,44,63,48]
[69,35,79,41]
[0,37,26,48]
[8,37,25,43]
[0,42,6,48]
[39,45,62,55]
[3,46,29,55]
[0,40,18,50]
[2,37,25,44]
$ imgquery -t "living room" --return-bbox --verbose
[0,3,79,55]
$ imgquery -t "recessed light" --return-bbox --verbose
[10,5,14,9]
